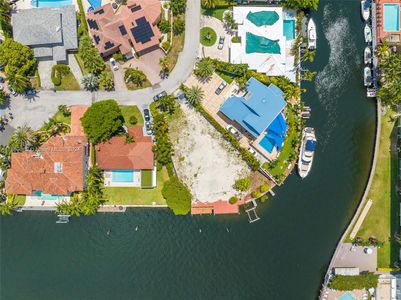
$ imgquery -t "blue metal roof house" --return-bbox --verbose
[220,77,287,154]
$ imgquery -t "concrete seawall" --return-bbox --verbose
[319,98,381,298]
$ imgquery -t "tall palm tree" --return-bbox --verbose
[202,0,216,9]
[10,125,37,151]
[159,57,170,75]
[185,85,204,107]
[0,0,11,20]
[159,94,176,114]
[194,59,215,79]
[7,73,30,93]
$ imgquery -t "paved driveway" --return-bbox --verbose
[37,60,56,89]
[0,0,200,145]
[200,15,231,61]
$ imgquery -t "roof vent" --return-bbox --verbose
[54,162,63,174]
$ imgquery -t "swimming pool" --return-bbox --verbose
[88,0,102,10]
[283,20,295,40]
[337,291,357,300]
[112,170,134,183]
[246,32,281,54]
[247,11,279,27]
[384,3,400,32]
[33,190,61,200]
[31,0,72,8]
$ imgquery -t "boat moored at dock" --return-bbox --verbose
[364,24,372,43]
[361,0,370,21]
[364,66,372,86]
[307,18,317,50]
[298,127,317,179]
[364,46,372,64]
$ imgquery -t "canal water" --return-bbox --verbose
[0,0,376,299]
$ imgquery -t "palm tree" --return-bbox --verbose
[194,59,215,79]
[377,41,390,58]
[302,49,316,62]
[0,0,11,20]
[202,0,216,9]
[159,57,170,76]
[124,68,147,87]
[159,94,176,114]
[10,125,37,151]
[185,85,204,107]
[82,73,99,92]
[7,73,30,93]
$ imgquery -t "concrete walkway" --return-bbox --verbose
[37,60,56,90]
[350,199,373,239]
[0,0,200,144]
[68,53,84,89]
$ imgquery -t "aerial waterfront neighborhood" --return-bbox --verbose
[1,0,401,298]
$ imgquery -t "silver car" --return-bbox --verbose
[218,36,225,50]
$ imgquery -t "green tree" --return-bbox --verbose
[152,112,173,166]
[0,90,8,105]
[282,0,319,10]
[98,70,114,91]
[224,12,237,30]
[185,85,204,107]
[302,49,316,62]
[0,39,37,78]
[81,99,123,144]
[82,73,99,91]
[173,18,185,35]
[124,68,147,87]
[78,35,105,75]
[7,73,31,93]
[170,0,186,15]
[159,19,171,34]
[377,52,401,107]
[159,94,176,114]
[302,70,316,81]
[194,58,215,79]
[9,125,37,151]
[162,177,192,215]
[234,177,250,191]
[159,57,170,75]
[202,0,216,8]
[0,197,17,216]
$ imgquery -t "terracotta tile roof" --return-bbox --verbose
[191,200,241,215]
[5,135,88,195]
[87,0,161,57]
[95,126,154,170]
[69,105,88,136]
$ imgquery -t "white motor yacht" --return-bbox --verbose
[364,66,372,86]
[361,0,370,21]
[364,24,372,43]
[364,46,372,64]
[307,18,317,50]
[298,127,317,179]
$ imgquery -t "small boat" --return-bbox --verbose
[307,18,317,50]
[367,87,376,97]
[364,67,372,86]
[56,214,70,224]
[364,24,372,43]
[298,127,317,179]
[361,0,370,21]
[364,46,372,64]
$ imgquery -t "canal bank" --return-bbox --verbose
[0,1,376,299]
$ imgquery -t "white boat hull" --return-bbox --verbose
[364,67,372,86]
[364,47,372,64]
[307,18,317,50]
[364,24,372,43]
[361,0,370,21]
[298,127,317,179]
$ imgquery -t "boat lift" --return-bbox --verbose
[245,199,260,223]
[56,214,70,224]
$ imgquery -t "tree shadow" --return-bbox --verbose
[390,120,400,267]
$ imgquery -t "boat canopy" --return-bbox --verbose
[306,140,316,151]
[364,0,371,10]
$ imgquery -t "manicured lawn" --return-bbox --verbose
[141,170,153,188]
[328,273,378,291]
[216,70,236,83]
[119,105,144,126]
[53,110,71,125]
[200,27,217,47]
[263,108,300,182]
[166,32,185,71]
[356,110,399,268]
[55,72,80,91]
[201,8,228,21]
[104,168,169,205]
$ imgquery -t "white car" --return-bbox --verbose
[248,147,258,158]
[226,125,241,139]
[110,57,119,71]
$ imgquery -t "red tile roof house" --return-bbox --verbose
[86,0,162,58]
[95,126,156,188]
[5,106,90,205]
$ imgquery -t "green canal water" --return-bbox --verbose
[0,1,376,299]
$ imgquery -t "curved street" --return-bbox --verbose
[0,0,200,144]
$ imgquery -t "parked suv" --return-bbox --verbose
[215,81,227,95]
[145,121,153,135]
[143,108,151,122]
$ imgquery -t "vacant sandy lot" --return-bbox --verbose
[170,104,250,202]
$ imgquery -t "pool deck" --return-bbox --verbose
[376,0,401,43]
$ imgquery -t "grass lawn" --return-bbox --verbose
[263,108,300,181]
[355,110,399,268]
[55,72,80,91]
[53,110,71,125]
[141,170,153,188]
[200,27,217,47]
[119,105,144,126]
[30,69,41,89]
[216,70,236,83]
[104,168,169,205]
[166,32,185,71]
[126,80,151,91]
[201,8,228,21]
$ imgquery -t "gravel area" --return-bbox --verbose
[170,103,250,202]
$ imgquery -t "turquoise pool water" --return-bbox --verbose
[384,4,400,32]
[337,292,357,300]
[247,11,279,26]
[283,20,295,40]
[31,0,72,8]
[33,191,60,200]
[246,32,281,54]
[112,170,134,183]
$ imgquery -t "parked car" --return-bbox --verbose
[9,88,17,96]
[175,90,187,102]
[145,121,153,135]
[143,108,151,122]
[218,36,225,50]
[226,125,241,139]
[109,57,119,71]
[215,81,227,95]
[248,147,258,158]
[153,90,167,101]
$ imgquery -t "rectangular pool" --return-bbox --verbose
[283,19,295,40]
[112,170,134,183]
[384,3,400,32]
[31,0,72,8]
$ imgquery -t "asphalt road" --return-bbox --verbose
[0,0,200,145]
